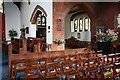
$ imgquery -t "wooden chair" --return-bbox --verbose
[37,57,59,79]
[67,54,78,62]
[11,59,26,79]
[37,57,46,78]
[46,57,59,66]
[43,62,59,80]
[20,59,40,79]
[75,59,87,79]
[86,57,99,79]
[107,54,116,65]
[59,61,76,80]
[56,55,68,76]
[60,58,85,80]
[99,55,114,79]
[113,53,120,78]
[20,66,39,79]
[96,54,114,79]
[115,53,120,63]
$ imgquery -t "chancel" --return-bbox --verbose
[1,0,120,79]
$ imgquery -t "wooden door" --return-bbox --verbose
[36,28,46,38]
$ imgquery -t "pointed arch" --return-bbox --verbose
[30,5,47,24]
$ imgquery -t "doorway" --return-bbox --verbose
[36,27,46,38]
[30,5,47,40]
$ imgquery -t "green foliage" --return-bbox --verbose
[54,38,64,45]
[104,35,118,42]
[9,29,18,38]
[95,29,118,42]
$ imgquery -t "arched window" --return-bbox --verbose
[30,5,47,38]
[0,0,3,13]
[41,15,46,26]
[117,13,120,31]
[74,19,78,32]
[36,14,46,26]
[36,14,46,38]
[30,5,47,24]
[71,16,90,32]
[84,17,90,31]
[79,18,83,31]
[36,14,42,25]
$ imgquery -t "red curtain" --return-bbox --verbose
[0,13,5,41]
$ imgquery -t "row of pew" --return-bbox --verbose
[9,49,120,79]
[65,37,89,48]
[10,38,49,54]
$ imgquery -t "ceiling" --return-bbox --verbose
[12,0,30,10]
[68,6,85,14]
[13,2,21,10]
[68,6,86,20]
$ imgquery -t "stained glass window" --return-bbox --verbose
[37,14,42,25]
[41,15,46,26]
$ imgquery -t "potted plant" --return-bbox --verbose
[8,29,18,38]
[95,29,118,54]
[54,38,64,45]
[95,29,118,43]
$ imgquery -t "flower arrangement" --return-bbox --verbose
[95,29,118,42]
[9,29,18,38]
[54,38,64,45]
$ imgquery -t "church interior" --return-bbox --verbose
[1,0,120,79]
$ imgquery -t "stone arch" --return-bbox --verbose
[64,3,95,21]
[53,2,96,51]
[30,5,47,24]
[64,3,95,41]
[63,3,95,38]
[63,3,95,32]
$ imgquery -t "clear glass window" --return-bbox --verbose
[84,17,89,31]
[74,19,78,32]
[79,18,83,31]
[0,0,3,13]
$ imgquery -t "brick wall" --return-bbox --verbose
[52,2,120,51]
[99,3,118,30]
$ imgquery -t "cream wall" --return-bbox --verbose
[4,0,53,44]
[20,1,53,44]
[4,1,21,40]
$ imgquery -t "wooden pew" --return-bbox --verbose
[8,44,118,79]
[11,38,22,54]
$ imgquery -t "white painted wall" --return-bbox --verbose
[4,0,52,43]
[65,13,91,41]
[20,1,53,44]
[4,2,21,40]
